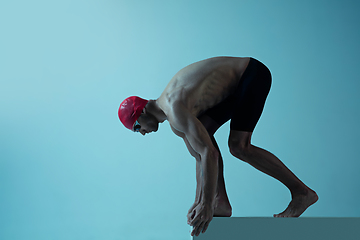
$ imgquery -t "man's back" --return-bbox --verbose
[158,56,250,116]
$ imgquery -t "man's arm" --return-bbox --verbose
[168,101,219,236]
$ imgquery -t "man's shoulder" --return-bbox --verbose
[158,92,185,114]
[159,97,194,132]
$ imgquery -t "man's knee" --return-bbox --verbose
[228,134,251,161]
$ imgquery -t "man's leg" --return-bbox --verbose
[200,115,232,217]
[228,130,318,217]
[210,136,232,217]
[187,115,232,223]
[187,141,232,221]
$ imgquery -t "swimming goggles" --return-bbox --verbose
[133,120,141,132]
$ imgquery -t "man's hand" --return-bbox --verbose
[188,202,214,236]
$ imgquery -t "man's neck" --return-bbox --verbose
[146,99,167,123]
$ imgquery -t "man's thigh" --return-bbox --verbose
[230,58,272,132]
[198,95,234,132]
[198,114,223,136]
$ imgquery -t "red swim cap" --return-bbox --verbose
[118,96,149,130]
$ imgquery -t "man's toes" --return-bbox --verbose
[274,209,287,217]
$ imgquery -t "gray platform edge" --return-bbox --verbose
[192,217,360,240]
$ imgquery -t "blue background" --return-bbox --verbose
[1,0,359,239]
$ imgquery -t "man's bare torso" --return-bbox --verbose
[158,57,250,118]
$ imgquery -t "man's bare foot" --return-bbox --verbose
[187,197,232,224]
[274,188,318,217]
[213,195,232,217]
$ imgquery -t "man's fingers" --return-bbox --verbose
[191,215,209,236]
[195,221,206,236]
[191,224,198,236]
[191,221,203,237]
[190,215,202,236]
[191,218,199,228]
[188,204,213,236]
[191,226,196,236]
[187,209,197,224]
[202,221,209,233]
[189,212,201,226]
[187,212,192,224]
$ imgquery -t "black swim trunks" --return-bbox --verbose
[200,57,272,132]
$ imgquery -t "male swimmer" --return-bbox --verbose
[118,57,318,237]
